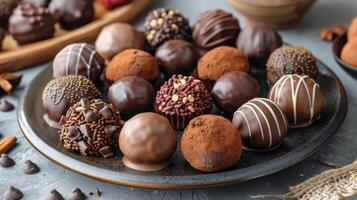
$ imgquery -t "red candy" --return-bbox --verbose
[97,0,132,9]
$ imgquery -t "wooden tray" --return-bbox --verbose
[0,0,152,72]
[17,60,347,189]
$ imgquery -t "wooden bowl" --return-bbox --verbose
[227,0,317,29]
[332,33,357,79]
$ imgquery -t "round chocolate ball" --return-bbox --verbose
[266,45,319,86]
[155,39,199,76]
[119,112,176,171]
[108,76,155,119]
[232,98,289,151]
[268,74,324,128]
[211,71,260,117]
[53,43,105,83]
[193,9,240,50]
[49,0,94,30]
[0,0,17,29]
[181,114,242,172]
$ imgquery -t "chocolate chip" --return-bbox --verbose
[77,141,90,155]
[3,186,23,200]
[0,154,15,167]
[22,160,39,174]
[68,188,86,200]
[104,125,117,137]
[99,106,112,119]
[0,99,14,112]
[80,98,89,108]
[84,111,98,123]
[99,146,114,159]
[67,126,80,141]
[96,187,102,197]
[46,189,64,200]
[78,124,92,138]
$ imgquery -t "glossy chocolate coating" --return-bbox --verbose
[155,39,199,76]
[211,71,260,117]
[108,76,155,119]
[119,112,176,171]
[49,0,94,30]
[21,0,51,7]
[0,0,17,29]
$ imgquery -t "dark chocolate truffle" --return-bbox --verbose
[181,114,242,172]
[42,75,101,129]
[155,75,212,129]
[155,39,199,76]
[21,0,51,7]
[53,43,105,82]
[3,186,23,200]
[232,98,289,151]
[108,76,155,119]
[9,4,55,45]
[144,8,191,48]
[119,112,176,171]
[268,74,323,128]
[266,45,319,86]
[193,9,240,50]
[237,25,283,72]
[211,71,260,117]
[49,0,94,30]
[0,0,17,28]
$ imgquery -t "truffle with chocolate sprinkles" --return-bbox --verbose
[155,74,212,129]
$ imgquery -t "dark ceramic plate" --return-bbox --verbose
[18,62,347,189]
[332,33,357,78]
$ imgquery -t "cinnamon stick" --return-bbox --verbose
[0,136,17,154]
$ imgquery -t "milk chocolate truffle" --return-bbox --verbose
[193,9,240,50]
[155,39,199,76]
[21,0,51,7]
[341,39,357,67]
[53,43,105,82]
[108,76,155,119]
[268,74,323,128]
[49,0,94,30]
[59,99,121,158]
[348,17,357,40]
[266,45,319,86]
[9,4,55,45]
[155,75,212,129]
[181,115,242,172]
[105,49,159,84]
[119,112,176,171]
[42,75,101,129]
[232,98,289,151]
[95,23,145,62]
[211,71,260,117]
[237,25,283,71]
[144,8,191,48]
[0,0,17,28]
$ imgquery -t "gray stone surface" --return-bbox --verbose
[1,0,357,199]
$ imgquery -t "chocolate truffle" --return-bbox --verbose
[105,49,159,84]
[181,115,242,172]
[53,43,105,82]
[211,71,260,117]
[155,39,199,76]
[232,98,289,151]
[266,45,319,86]
[95,23,145,62]
[155,75,212,129]
[144,8,191,48]
[59,98,121,158]
[192,9,240,50]
[21,0,51,7]
[268,74,324,128]
[119,112,176,171]
[237,25,283,72]
[0,0,17,28]
[97,0,131,9]
[108,76,155,119]
[9,4,55,45]
[348,17,357,40]
[49,0,94,30]
[341,38,357,67]
[42,75,101,129]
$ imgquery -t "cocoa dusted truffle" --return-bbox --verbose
[42,75,101,129]
[119,112,176,171]
[0,0,17,28]
[232,98,289,151]
[266,45,319,86]
[268,74,324,128]
[144,8,191,48]
[341,38,357,67]
[53,43,105,82]
[193,9,240,50]
[108,76,155,119]
[181,115,242,172]
[155,75,212,129]
[211,71,260,117]
[59,99,121,158]
[155,39,199,76]
[49,0,94,30]
[105,49,159,84]
[21,0,51,7]
[9,4,55,45]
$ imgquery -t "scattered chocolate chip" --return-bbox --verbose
[99,106,112,119]
[67,126,80,141]
[78,124,92,138]
[0,154,15,167]
[104,125,117,137]
[77,141,90,155]
[99,146,114,159]
[3,186,23,200]
[69,188,86,200]
[84,111,98,123]
[89,192,93,195]
[46,189,64,200]
[0,99,14,112]
[96,187,102,197]
[22,160,39,174]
